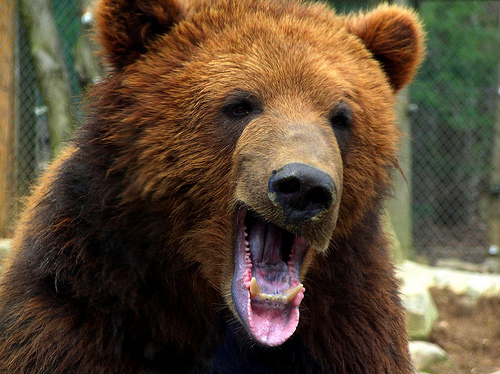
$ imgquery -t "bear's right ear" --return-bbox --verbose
[347,5,425,92]
[95,0,187,70]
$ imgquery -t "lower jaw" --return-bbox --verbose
[230,279,305,346]
[231,206,309,347]
[245,286,305,346]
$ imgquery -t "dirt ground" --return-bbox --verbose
[427,288,500,374]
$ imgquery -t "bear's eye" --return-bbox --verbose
[227,99,254,118]
[329,101,353,129]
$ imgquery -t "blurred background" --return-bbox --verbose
[0,0,499,372]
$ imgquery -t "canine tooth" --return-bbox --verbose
[250,277,261,298]
[285,284,303,302]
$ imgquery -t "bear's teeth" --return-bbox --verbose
[285,284,303,302]
[250,277,261,298]
[259,293,288,303]
[249,277,303,304]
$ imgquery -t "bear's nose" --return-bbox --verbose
[268,163,336,222]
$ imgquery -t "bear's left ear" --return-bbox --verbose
[95,0,188,70]
[347,5,425,92]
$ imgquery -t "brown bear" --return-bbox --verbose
[0,0,424,372]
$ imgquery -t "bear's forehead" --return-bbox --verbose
[183,0,361,58]
[128,0,394,117]
[144,0,380,102]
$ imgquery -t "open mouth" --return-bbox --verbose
[231,206,310,346]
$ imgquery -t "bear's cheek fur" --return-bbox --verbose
[105,92,239,292]
[334,93,400,238]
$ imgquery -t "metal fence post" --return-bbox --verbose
[0,0,16,237]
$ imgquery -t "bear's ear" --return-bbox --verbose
[347,5,425,92]
[95,0,188,70]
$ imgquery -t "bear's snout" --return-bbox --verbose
[268,163,336,223]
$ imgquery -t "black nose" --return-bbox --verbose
[268,163,335,222]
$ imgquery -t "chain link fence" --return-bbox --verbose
[411,0,500,264]
[7,0,500,264]
[16,0,81,198]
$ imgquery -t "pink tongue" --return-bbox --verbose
[248,287,305,346]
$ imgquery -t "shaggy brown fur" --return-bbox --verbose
[0,0,424,372]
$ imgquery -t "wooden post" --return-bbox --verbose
[484,66,500,253]
[0,0,16,237]
[377,0,414,260]
[479,9,500,255]
[386,86,414,260]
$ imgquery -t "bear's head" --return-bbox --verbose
[94,0,423,347]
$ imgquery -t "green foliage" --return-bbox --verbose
[413,1,500,132]
[411,1,500,228]
[325,0,372,13]
[52,0,81,101]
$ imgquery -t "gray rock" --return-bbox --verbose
[482,257,500,273]
[435,258,484,272]
[399,267,439,340]
[0,239,11,272]
[398,260,500,299]
[409,341,448,371]
[0,239,11,260]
